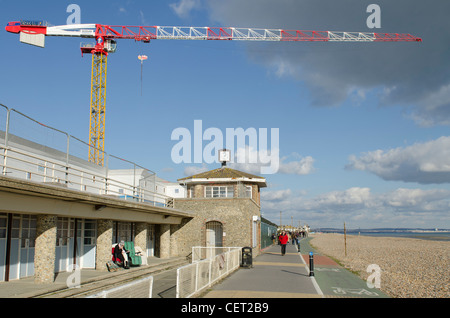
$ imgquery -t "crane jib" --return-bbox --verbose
[6,21,422,42]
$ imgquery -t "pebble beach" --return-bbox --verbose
[309,233,449,298]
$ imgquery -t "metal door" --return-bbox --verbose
[19,215,36,278]
[81,219,96,268]
[206,221,223,247]
[0,213,7,281]
[8,214,21,280]
[147,224,155,257]
[55,217,70,272]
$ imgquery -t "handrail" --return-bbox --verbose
[0,145,174,206]
[0,103,179,207]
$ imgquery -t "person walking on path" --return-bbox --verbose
[279,231,289,256]
[292,232,297,245]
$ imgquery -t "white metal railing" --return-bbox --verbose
[86,275,153,298]
[0,104,180,208]
[176,247,241,298]
[191,246,242,263]
[0,145,174,207]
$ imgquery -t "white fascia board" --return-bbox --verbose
[180,177,266,184]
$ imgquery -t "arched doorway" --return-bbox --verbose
[205,221,223,259]
[206,221,223,258]
[206,221,223,247]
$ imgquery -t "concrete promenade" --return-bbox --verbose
[0,237,390,299]
[201,237,390,298]
[0,256,186,298]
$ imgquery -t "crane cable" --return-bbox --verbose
[138,54,148,96]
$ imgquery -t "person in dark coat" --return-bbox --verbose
[114,241,129,268]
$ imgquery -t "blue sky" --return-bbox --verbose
[1,0,450,229]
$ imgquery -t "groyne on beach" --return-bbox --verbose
[309,233,449,298]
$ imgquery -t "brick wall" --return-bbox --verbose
[173,197,261,257]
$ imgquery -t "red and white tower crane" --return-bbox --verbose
[6,20,422,166]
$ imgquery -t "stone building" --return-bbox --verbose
[0,130,193,283]
[172,167,267,257]
[0,175,193,283]
[0,106,270,285]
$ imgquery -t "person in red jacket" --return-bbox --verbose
[279,231,289,256]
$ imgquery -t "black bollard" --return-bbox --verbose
[309,252,314,276]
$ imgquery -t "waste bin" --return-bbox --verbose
[241,247,253,268]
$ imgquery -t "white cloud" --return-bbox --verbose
[139,10,149,25]
[181,147,314,176]
[170,0,201,18]
[183,163,208,176]
[407,83,450,126]
[261,188,292,201]
[229,146,315,176]
[382,188,450,211]
[314,187,372,207]
[260,186,450,228]
[346,136,450,184]
[277,155,315,175]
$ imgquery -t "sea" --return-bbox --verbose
[314,229,450,242]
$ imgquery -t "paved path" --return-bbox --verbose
[300,237,389,298]
[0,238,390,299]
[202,238,389,298]
[203,243,320,298]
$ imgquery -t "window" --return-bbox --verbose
[0,213,6,239]
[83,220,96,245]
[113,221,134,243]
[56,217,70,246]
[20,215,36,248]
[205,186,234,198]
[188,187,194,198]
[148,224,155,240]
[245,186,252,198]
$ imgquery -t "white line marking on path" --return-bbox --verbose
[298,248,324,298]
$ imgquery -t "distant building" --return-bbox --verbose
[107,169,186,206]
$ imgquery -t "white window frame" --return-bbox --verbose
[188,186,195,198]
[205,186,234,198]
[245,185,252,198]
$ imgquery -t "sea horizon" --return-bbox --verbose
[312,227,450,242]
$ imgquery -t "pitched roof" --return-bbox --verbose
[178,167,266,186]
